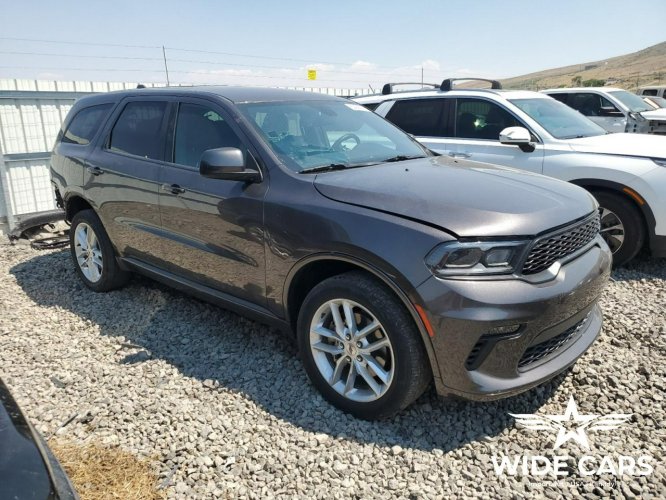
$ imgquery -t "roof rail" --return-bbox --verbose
[381,82,438,95]
[440,78,502,91]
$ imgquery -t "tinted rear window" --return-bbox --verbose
[386,98,446,136]
[61,104,113,145]
[109,101,167,160]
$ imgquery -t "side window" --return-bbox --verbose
[61,104,113,145]
[455,98,522,140]
[567,93,604,116]
[386,99,446,137]
[109,101,167,160]
[641,89,657,96]
[173,103,242,168]
[599,95,620,112]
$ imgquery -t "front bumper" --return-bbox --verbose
[417,237,612,400]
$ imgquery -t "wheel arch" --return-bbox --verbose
[64,194,95,223]
[570,178,656,251]
[284,253,444,392]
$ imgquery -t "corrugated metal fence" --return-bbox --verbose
[0,79,374,234]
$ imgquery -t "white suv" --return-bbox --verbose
[354,79,666,265]
[542,87,666,136]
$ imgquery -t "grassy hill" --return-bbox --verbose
[500,41,666,91]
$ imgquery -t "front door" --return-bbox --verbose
[447,97,545,174]
[157,99,267,304]
[556,92,627,133]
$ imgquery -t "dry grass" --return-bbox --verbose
[501,41,666,91]
[49,438,164,500]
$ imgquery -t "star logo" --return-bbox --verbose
[510,396,632,450]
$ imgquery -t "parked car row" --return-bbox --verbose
[354,79,666,266]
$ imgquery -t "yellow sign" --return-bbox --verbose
[307,69,317,80]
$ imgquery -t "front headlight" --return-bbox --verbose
[653,158,666,168]
[425,240,529,277]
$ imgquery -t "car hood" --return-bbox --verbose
[567,133,666,159]
[313,156,596,237]
[641,108,666,121]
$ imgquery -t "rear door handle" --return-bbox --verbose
[161,183,186,195]
[86,166,104,176]
[448,152,471,159]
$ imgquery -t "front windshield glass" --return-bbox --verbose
[238,100,427,172]
[608,90,653,112]
[645,96,666,108]
[510,98,607,139]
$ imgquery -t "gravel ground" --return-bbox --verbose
[1,241,664,499]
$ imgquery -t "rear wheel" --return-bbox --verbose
[591,191,645,267]
[70,209,129,292]
[297,271,431,419]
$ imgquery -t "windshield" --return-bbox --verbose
[608,90,653,112]
[510,98,607,139]
[645,96,666,109]
[238,100,427,172]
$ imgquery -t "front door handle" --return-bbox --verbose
[86,166,104,176]
[448,152,471,159]
[161,183,186,195]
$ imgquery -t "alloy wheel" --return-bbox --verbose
[309,299,394,402]
[599,207,625,254]
[74,222,103,282]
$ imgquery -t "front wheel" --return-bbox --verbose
[297,271,431,420]
[592,191,645,267]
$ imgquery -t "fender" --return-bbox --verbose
[570,178,657,247]
[284,252,445,393]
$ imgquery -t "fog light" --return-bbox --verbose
[487,324,521,335]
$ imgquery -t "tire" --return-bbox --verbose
[591,191,645,267]
[297,271,431,420]
[69,209,130,292]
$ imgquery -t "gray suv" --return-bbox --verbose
[50,87,612,419]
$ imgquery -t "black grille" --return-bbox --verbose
[518,314,590,369]
[522,214,600,275]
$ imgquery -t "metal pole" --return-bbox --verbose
[162,46,170,86]
[421,66,424,87]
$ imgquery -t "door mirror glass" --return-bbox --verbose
[199,148,261,182]
[499,126,532,145]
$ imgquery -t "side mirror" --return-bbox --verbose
[499,126,532,145]
[598,106,624,117]
[199,148,261,182]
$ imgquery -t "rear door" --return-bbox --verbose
[448,97,545,174]
[382,97,455,154]
[157,98,267,304]
[85,97,169,263]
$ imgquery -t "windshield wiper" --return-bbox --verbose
[383,154,427,162]
[298,163,349,174]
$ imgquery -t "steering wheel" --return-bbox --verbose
[332,133,361,151]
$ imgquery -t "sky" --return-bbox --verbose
[0,0,664,89]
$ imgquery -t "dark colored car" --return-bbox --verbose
[0,379,78,499]
[50,87,611,419]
